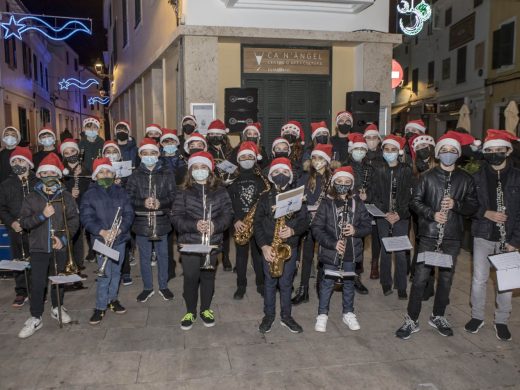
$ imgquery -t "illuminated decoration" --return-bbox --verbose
[58,78,99,90]
[88,97,110,105]
[1,13,92,41]
[397,0,432,36]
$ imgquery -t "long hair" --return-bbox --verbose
[412,145,437,176]
[290,141,303,163]
[308,163,331,193]
[182,166,221,190]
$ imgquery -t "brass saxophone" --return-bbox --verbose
[233,167,271,245]
[269,216,292,278]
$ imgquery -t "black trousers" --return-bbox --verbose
[121,232,135,276]
[167,231,176,279]
[72,227,84,267]
[298,232,317,287]
[221,229,232,267]
[182,254,217,314]
[235,238,264,288]
[7,228,29,296]
[370,222,381,263]
[30,251,66,318]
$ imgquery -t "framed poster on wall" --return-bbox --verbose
[190,103,215,135]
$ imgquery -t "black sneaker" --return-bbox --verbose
[233,286,246,300]
[108,300,127,314]
[464,318,484,334]
[395,315,420,340]
[354,276,369,295]
[89,309,105,325]
[382,285,393,296]
[201,309,216,327]
[136,290,154,302]
[259,315,275,333]
[494,323,512,341]
[398,290,408,300]
[280,316,303,333]
[181,313,196,330]
[428,315,453,337]
[159,288,174,301]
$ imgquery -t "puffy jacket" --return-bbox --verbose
[19,182,80,253]
[160,152,187,185]
[254,187,309,248]
[118,138,138,167]
[80,182,135,247]
[170,183,233,249]
[62,164,91,206]
[471,161,520,248]
[312,196,372,266]
[411,166,478,240]
[78,135,104,173]
[126,162,176,236]
[0,172,38,227]
[343,158,377,193]
[0,147,14,183]
[330,135,349,163]
[228,168,268,222]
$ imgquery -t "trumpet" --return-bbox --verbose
[201,187,215,270]
[97,207,123,277]
[148,175,160,241]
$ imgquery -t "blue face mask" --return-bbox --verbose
[351,149,367,162]
[163,145,178,154]
[40,137,55,147]
[438,152,459,166]
[383,151,398,163]
[3,135,17,147]
[192,168,209,182]
[141,155,158,167]
[85,130,98,139]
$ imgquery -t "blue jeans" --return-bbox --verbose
[318,262,355,315]
[96,242,126,310]
[263,248,298,318]
[136,235,169,290]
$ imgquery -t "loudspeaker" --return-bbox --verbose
[225,109,259,133]
[351,112,379,134]
[225,88,258,110]
[346,91,380,114]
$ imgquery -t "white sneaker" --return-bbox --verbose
[18,317,42,339]
[315,314,328,332]
[51,306,72,324]
[342,312,360,331]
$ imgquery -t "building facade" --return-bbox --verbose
[104,0,401,148]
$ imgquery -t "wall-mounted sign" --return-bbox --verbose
[190,103,216,135]
[243,47,330,75]
[449,13,475,51]
[392,60,404,89]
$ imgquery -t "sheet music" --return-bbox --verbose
[49,274,83,284]
[324,269,356,278]
[274,185,305,218]
[488,251,520,270]
[216,160,238,174]
[417,251,453,268]
[382,236,413,252]
[496,268,520,291]
[0,260,29,271]
[179,244,216,254]
[365,204,387,217]
[93,239,120,261]
[112,160,133,178]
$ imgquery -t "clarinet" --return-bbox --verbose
[310,171,333,223]
[361,166,369,193]
[388,171,398,236]
[496,170,507,253]
[435,172,452,252]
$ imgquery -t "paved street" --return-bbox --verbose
[0,246,519,390]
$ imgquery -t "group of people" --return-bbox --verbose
[0,112,517,342]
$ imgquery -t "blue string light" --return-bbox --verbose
[1,14,92,41]
[58,78,99,90]
[88,97,110,105]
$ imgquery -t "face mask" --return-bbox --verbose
[438,152,458,166]
[334,183,351,195]
[383,152,398,164]
[40,137,55,147]
[311,160,327,171]
[192,168,209,182]
[116,132,129,141]
[239,160,255,170]
[65,154,79,164]
[337,124,352,135]
[283,134,297,144]
[12,164,28,175]
[483,152,507,166]
[163,145,178,154]
[3,135,17,147]
[352,150,367,162]
[272,174,291,189]
[141,155,158,167]
[97,177,114,188]
[246,136,259,144]
[85,130,98,138]
[189,147,204,155]
[274,151,289,159]
[415,159,429,173]
[208,135,223,146]
[106,153,120,162]
[41,176,61,188]
[183,124,195,135]
[366,139,379,151]
[415,148,432,161]
[315,135,329,145]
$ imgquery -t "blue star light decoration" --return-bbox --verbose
[1,14,92,41]
[58,78,99,90]
[88,97,110,106]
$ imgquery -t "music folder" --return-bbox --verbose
[179,244,217,254]
[324,269,356,279]
[382,236,413,252]
[93,239,120,261]
[49,274,83,284]
[365,204,386,218]
[417,251,453,268]
[274,185,305,219]
[489,251,520,291]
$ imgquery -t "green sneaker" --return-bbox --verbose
[180,313,196,330]
[201,309,215,327]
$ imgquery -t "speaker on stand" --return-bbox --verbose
[346,91,381,134]
[225,88,259,133]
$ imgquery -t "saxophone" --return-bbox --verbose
[269,216,292,278]
[496,170,507,253]
[233,167,271,245]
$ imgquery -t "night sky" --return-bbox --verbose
[22,0,106,66]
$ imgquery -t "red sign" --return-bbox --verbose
[391,59,404,89]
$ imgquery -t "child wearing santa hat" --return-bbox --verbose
[79,117,104,173]
[229,122,270,169]
[18,153,80,339]
[114,121,138,168]
[0,126,21,182]
[34,127,58,169]
[281,121,305,168]
[159,128,186,185]
[330,111,354,163]
[312,166,372,332]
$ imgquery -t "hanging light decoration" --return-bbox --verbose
[397,0,432,36]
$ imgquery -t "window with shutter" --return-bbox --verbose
[457,46,467,84]
[501,22,515,67]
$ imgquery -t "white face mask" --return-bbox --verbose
[3,135,17,147]
[351,149,367,162]
[106,153,120,162]
[192,168,209,182]
[311,160,327,171]
[85,129,98,138]
[239,160,255,170]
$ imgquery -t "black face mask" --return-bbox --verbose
[116,132,129,141]
[334,183,351,195]
[189,147,204,155]
[283,134,297,144]
[208,136,223,146]
[484,152,507,166]
[271,174,290,189]
[246,136,259,144]
[12,164,28,175]
[337,123,352,135]
[315,135,329,145]
[183,124,195,135]
[415,158,430,173]
[415,148,432,161]
[274,151,289,159]
[65,154,79,164]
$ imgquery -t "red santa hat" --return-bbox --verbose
[281,120,305,145]
[91,157,115,180]
[160,128,180,144]
[237,141,262,161]
[181,115,197,125]
[405,119,426,134]
[363,124,380,138]
[382,134,406,155]
[184,132,207,154]
[310,121,330,140]
[348,133,368,152]
[268,157,293,184]
[271,137,292,155]
[336,111,353,125]
[411,134,435,152]
[83,116,100,128]
[38,127,55,139]
[207,119,229,135]
[9,146,34,169]
[102,140,121,155]
[145,124,163,136]
[243,122,262,137]
[311,143,333,164]
[2,126,21,140]
[483,129,518,151]
[114,121,131,132]
[331,166,355,184]
[435,130,480,158]
[188,151,214,171]
[59,138,80,155]
[37,152,65,178]
[138,138,160,154]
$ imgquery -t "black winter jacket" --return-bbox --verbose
[0,173,38,227]
[126,162,176,236]
[411,166,478,240]
[78,136,104,173]
[228,168,268,222]
[0,147,14,183]
[471,162,520,248]
[62,164,91,206]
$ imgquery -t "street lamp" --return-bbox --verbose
[94,60,104,74]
